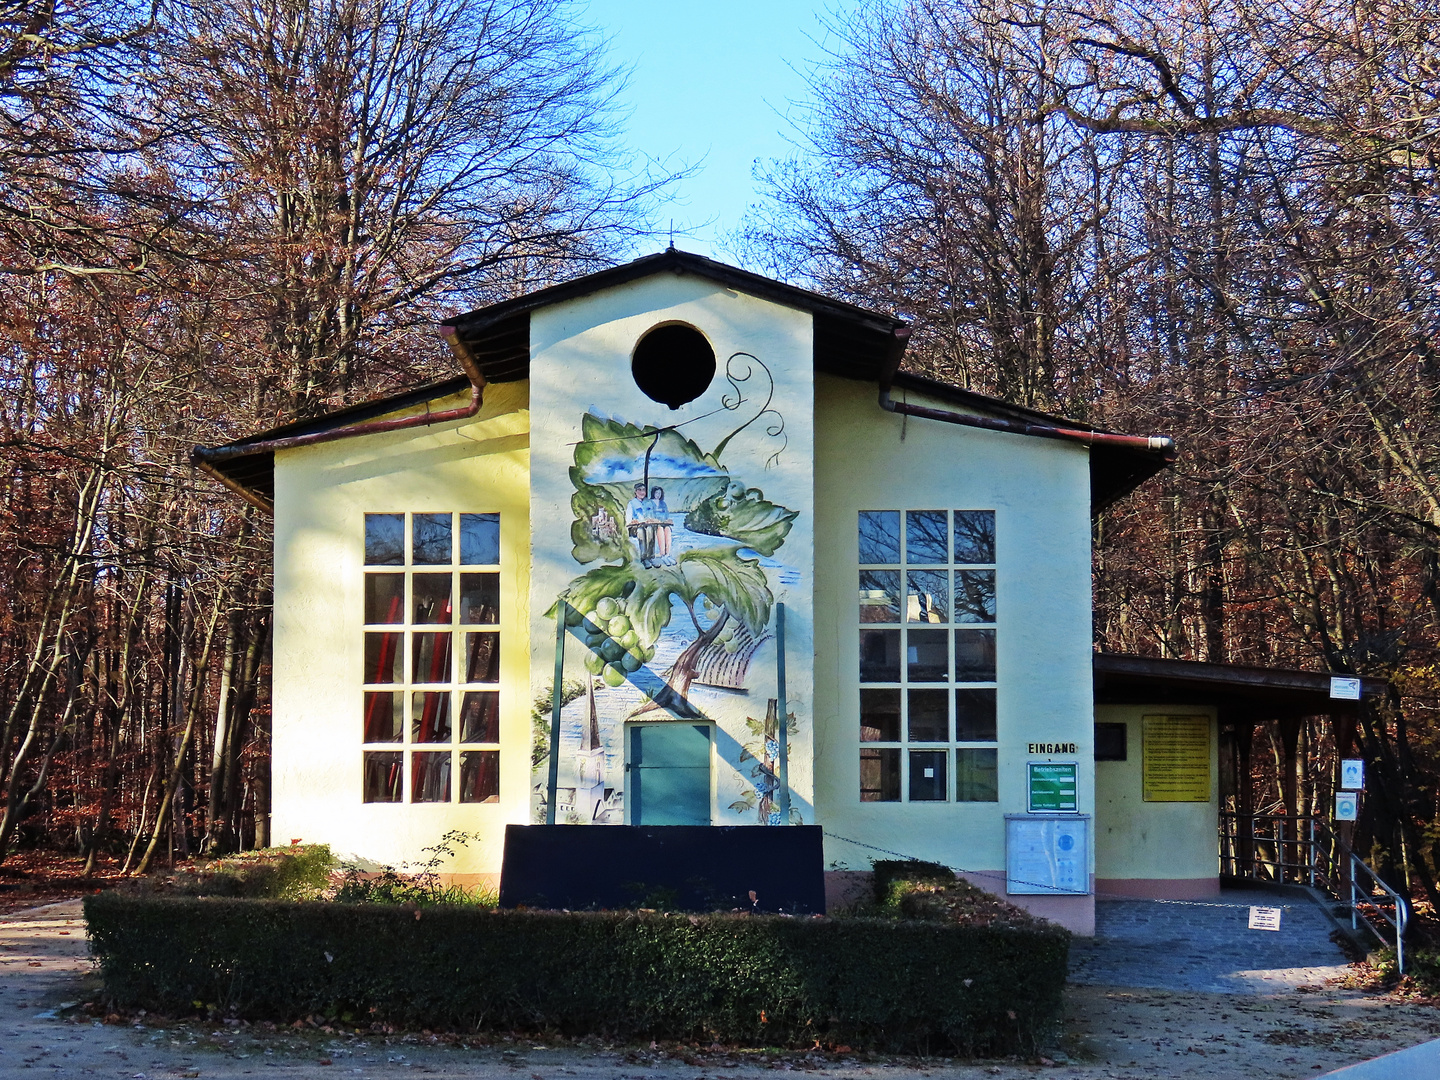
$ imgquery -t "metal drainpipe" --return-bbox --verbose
[876,328,1176,458]
[191,327,488,474]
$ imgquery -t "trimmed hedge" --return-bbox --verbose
[85,893,1069,1055]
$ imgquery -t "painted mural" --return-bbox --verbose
[533,355,806,825]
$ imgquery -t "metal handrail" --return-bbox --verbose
[1219,811,1409,974]
[1345,848,1409,974]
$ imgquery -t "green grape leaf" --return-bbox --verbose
[571,412,721,483]
[684,486,797,556]
[675,547,772,636]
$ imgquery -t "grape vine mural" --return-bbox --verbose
[558,410,797,712]
[536,391,803,824]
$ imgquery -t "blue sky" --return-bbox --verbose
[593,1,853,261]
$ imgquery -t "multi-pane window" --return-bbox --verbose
[361,513,502,804]
[858,510,999,803]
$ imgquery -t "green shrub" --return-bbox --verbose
[871,859,955,904]
[1373,946,1440,994]
[85,893,1069,1055]
[147,845,336,900]
[334,830,496,907]
[1407,949,1440,994]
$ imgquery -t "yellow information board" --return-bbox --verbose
[1142,714,1211,802]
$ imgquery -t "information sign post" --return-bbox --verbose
[1027,762,1078,813]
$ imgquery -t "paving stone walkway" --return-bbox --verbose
[1069,888,1356,993]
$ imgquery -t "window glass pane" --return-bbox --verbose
[459,750,500,803]
[858,511,900,564]
[905,511,948,564]
[363,691,402,743]
[413,574,452,624]
[459,690,500,742]
[362,751,403,802]
[909,750,947,801]
[364,573,404,624]
[955,689,998,741]
[954,569,995,623]
[412,691,452,743]
[363,632,403,684]
[956,748,999,801]
[954,511,995,564]
[412,513,452,564]
[1095,722,1128,761]
[954,629,996,681]
[460,513,500,565]
[859,570,901,623]
[859,629,901,683]
[908,689,949,742]
[465,631,500,683]
[860,688,900,742]
[907,570,948,624]
[411,751,451,802]
[860,747,900,801]
[907,628,949,682]
[459,573,500,624]
[364,514,404,565]
[412,631,452,683]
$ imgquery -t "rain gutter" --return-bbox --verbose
[877,328,1176,459]
[190,328,488,490]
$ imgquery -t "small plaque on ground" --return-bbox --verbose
[1249,905,1283,931]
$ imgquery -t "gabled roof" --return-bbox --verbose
[196,250,1174,513]
[440,247,907,386]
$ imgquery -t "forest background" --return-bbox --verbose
[3,0,1438,905]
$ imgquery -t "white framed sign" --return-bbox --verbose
[1005,814,1090,895]
[1249,906,1283,931]
[1335,791,1359,821]
[1340,758,1364,790]
[1330,676,1361,701]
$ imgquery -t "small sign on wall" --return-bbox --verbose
[1027,762,1078,812]
[1330,676,1362,700]
[1340,759,1364,790]
[1335,791,1359,821]
[1142,715,1210,802]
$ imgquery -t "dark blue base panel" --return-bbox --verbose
[498,824,827,914]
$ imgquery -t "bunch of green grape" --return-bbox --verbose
[563,593,655,687]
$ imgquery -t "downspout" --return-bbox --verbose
[191,325,488,478]
[877,328,1176,458]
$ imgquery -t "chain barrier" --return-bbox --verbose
[825,831,1300,910]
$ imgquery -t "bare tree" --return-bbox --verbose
[162,0,673,419]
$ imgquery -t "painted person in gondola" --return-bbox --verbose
[625,481,655,565]
[650,485,674,565]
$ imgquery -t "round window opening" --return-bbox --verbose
[631,324,716,409]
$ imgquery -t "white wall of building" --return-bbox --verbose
[271,381,531,880]
[527,275,816,827]
[813,373,1097,932]
[1094,704,1220,897]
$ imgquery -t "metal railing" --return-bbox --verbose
[1220,811,1409,973]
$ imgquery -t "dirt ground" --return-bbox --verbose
[0,851,123,916]
[3,897,1439,1080]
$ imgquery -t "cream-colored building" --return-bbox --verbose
[199,251,1229,935]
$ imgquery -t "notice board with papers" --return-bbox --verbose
[1005,814,1090,895]
[1142,714,1211,802]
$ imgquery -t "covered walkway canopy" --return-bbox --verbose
[1094,652,1391,879]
